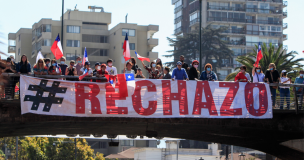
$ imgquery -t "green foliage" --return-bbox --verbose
[0,150,5,160]
[225,43,304,81]
[165,25,233,72]
[95,152,106,160]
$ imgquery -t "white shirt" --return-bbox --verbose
[80,68,93,75]
[106,66,117,75]
[245,73,251,82]
[253,72,265,83]
[124,69,135,74]
[280,77,290,88]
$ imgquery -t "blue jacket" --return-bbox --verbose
[172,67,188,80]
[200,71,217,81]
[16,62,31,73]
[295,76,304,91]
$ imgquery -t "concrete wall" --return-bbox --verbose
[134,148,162,160]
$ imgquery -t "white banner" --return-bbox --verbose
[20,75,272,119]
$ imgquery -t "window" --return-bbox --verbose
[36,40,42,51]
[32,30,36,41]
[66,40,80,47]
[259,3,270,13]
[246,25,259,35]
[32,44,35,55]
[82,35,108,43]
[122,43,135,50]
[175,0,182,8]
[84,48,108,56]
[88,141,107,149]
[8,40,16,47]
[246,36,259,46]
[122,29,135,36]
[41,24,51,32]
[175,21,181,29]
[175,10,182,19]
[36,27,42,38]
[189,12,198,21]
[120,140,134,146]
[66,53,81,60]
[67,25,80,33]
[42,39,51,46]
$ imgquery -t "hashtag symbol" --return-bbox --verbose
[24,80,67,112]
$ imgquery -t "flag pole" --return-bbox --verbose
[61,0,64,50]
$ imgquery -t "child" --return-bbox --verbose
[135,68,146,78]
[96,64,109,77]
[123,62,135,74]
[106,59,117,75]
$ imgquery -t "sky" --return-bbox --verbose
[0,0,303,65]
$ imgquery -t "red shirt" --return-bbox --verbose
[97,70,108,76]
[235,72,248,82]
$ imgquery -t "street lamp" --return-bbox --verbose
[238,152,246,160]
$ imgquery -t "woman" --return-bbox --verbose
[199,63,217,81]
[65,60,77,81]
[3,58,17,99]
[265,63,280,108]
[156,65,163,78]
[17,55,31,74]
[162,67,171,79]
[188,60,199,80]
[141,61,159,79]
[33,58,48,75]
[135,68,146,78]
[252,65,265,83]
[48,59,62,75]
[80,61,93,77]
[235,65,249,82]
[130,57,138,74]
[124,62,135,74]
[279,70,291,110]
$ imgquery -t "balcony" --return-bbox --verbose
[283,34,288,41]
[283,23,288,29]
[246,42,281,48]
[174,27,182,35]
[226,40,246,46]
[174,16,182,24]
[222,29,246,34]
[148,38,158,49]
[246,8,282,14]
[207,17,248,23]
[208,5,245,12]
[248,0,283,3]
[246,31,282,37]
[32,36,36,42]
[283,1,288,7]
[8,46,16,53]
[257,20,282,25]
[174,5,183,13]
[189,18,199,27]
[283,11,287,17]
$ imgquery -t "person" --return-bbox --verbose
[3,58,17,99]
[33,58,48,75]
[135,68,146,78]
[44,58,51,68]
[252,65,265,83]
[142,61,159,79]
[156,58,163,69]
[93,62,100,77]
[188,60,199,80]
[235,65,249,82]
[265,63,280,108]
[279,70,291,110]
[156,58,163,75]
[295,70,304,109]
[130,57,138,74]
[65,60,77,81]
[48,59,62,75]
[58,56,68,75]
[172,61,189,81]
[156,65,163,78]
[245,71,252,82]
[180,55,190,73]
[96,64,108,77]
[80,61,93,78]
[9,55,16,67]
[162,67,171,79]
[75,56,83,76]
[124,62,135,74]
[106,59,117,75]
[199,63,218,81]
[17,55,31,74]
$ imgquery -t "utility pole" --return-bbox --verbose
[176,140,179,160]
[61,0,64,49]
[199,0,202,73]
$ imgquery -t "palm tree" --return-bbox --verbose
[225,43,304,81]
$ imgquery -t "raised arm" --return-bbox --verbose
[252,66,256,76]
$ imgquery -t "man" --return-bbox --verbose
[295,70,304,109]
[180,55,190,72]
[75,56,83,76]
[93,62,100,77]
[106,59,117,75]
[44,58,51,68]
[172,61,189,81]
[265,63,280,108]
[58,56,68,75]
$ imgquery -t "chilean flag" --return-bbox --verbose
[135,51,150,62]
[123,33,131,61]
[254,42,263,67]
[79,69,88,81]
[82,47,89,66]
[51,34,64,60]
[115,73,135,98]
[105,75,117,87]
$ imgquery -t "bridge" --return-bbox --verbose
[0,74,303,160]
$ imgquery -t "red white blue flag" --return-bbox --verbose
[254,42,263,67]
[51,34,64,60]
[123,33,131,61]
[82,47,88,66]
[79,69,88,81]
[135,51,150,62]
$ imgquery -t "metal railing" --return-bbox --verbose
[174,27,182,35]
[246,42,281,48]
[226,40,246,46]
[222,29,246,34]
[174,5,183,13]
[1,74,303,113]
[246,8,282,14]
[283,11,287,17]
[283,23,288,29]
[208,5,246,12]
[283,34,288,40]
[189,18,199,27]
[248,0,283,3]
[207,17,282,25]
[174,16,182,24]
[246,30,282,37]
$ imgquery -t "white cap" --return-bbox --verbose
[282,70,287,73]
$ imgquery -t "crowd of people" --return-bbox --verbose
[1,54,303,110]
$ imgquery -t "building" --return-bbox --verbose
[8,7,159,75]
[172,0,287,80]
[134,141,221,160]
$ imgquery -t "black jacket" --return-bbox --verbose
[188,67,198,80]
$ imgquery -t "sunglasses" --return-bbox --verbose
[39,61,43,63]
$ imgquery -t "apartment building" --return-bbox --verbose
[172,0,287,80]
[8,7,159,75]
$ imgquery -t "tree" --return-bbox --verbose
[94,152,105,160]
[0,150,5,160]
[164,25,233,72]
[225,43,304,81]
